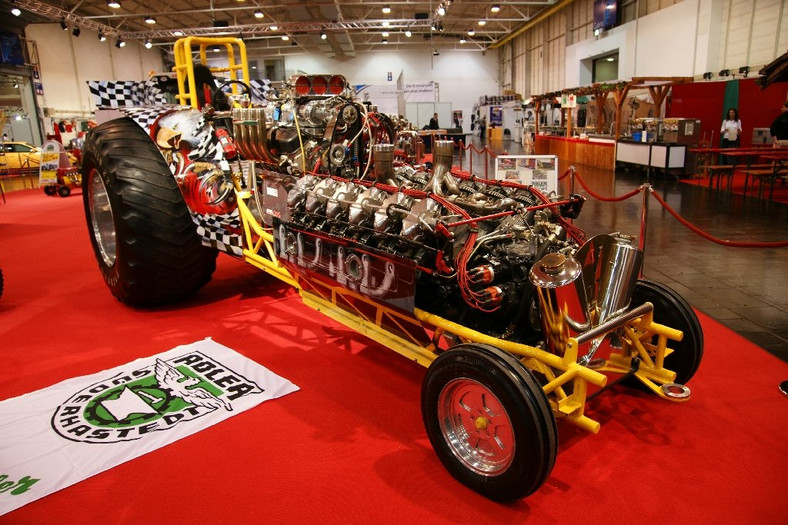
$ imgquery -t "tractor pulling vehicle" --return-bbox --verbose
[81,37,702,501]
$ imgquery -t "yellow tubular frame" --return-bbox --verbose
[173,37,250,108]
[231,180,686,435]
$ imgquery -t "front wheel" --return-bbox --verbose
[81,117,216,307]
[421,344,557,501]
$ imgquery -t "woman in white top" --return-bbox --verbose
[721,108,742,149]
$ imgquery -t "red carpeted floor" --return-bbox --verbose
[1,189,787,524]
[680,171,788,204]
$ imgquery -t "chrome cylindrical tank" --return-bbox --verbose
[574,234,643,327]
[529,252,587,356]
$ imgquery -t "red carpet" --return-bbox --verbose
[680,171,788,204]
[1,189,787,523]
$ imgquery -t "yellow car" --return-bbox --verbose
[0,141,77,171]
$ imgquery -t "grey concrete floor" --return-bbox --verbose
[458,136,788,362]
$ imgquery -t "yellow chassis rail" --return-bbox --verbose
[234,188,687,435]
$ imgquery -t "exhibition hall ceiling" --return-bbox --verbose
[3,0,558,55]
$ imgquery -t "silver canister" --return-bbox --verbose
[529,252,587,356]
[574,234,643,327]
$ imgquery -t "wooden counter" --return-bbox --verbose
[534,135,615,169]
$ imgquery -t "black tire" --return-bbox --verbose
[421,343,557,501]
[43,185,57,196]
[57,185,71,197]
[630,279,703,385]
[81,117,216,307]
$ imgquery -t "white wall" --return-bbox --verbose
[25,24,165,116]
[566,0,703,87]
[284,48,500,133]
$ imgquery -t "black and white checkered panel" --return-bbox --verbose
[88,81,140,108]
[249,79,273,105]
[140,79,171,106]
[188,115,223,162]
[119,107,176,134]
[193,212,244,256]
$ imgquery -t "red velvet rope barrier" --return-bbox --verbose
[458,140,499,158]
[648,189,788,248]
[572,169,643,202]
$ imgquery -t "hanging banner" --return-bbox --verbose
[495,155,559,194]
[0,338,299,516]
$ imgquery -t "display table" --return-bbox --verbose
[534,135,615,169]
[616,140,687,176]
[488,127,503,141]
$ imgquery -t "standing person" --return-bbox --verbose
[428,112,439,130]
[720,108,742,149]
[770,101,788,147]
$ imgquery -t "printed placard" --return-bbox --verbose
[494,155,559,194]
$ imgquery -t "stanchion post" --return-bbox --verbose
[569,165,576,195]
[639,183,651,277]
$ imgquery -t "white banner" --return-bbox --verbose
[0,338,298,516]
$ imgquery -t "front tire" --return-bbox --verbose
[81,117,216,307]
[422,344,557,501]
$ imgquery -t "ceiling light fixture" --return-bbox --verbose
[382,31,389,37]
[254,11,264,19]
[460,37,466,44]
[145,16,156,24]
[468,29,475,36]
[173,30,184,36]
[107,0,121,9]
[491,4,501,13]
[382,38,388,44]
[116,38,125,48]
[270,25,278,30]
[60,20,68,31]
[72,27,80,37]
[606,57,615,62]
[478,20,487,26]
[437,6,446,16]
[382,5,391,14]
[282,35,289,40]
[382,20,390,27]
[321,32,327,40]
[145,40,152,49]
[11,7,21,16]
[98,32,106,41]
[405,30,412,37]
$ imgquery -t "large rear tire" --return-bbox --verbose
[422,344,557,501]
[81,117,216,307]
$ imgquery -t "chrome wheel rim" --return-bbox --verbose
[88,169,116,266]
[437,377,515,476]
